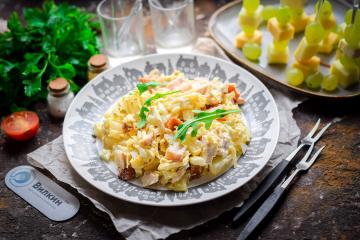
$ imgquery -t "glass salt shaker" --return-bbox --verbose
[47,78,74,118]
[88,54,109,81]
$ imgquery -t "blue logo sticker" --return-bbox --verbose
[9,168,35,187]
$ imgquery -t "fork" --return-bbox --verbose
[237,145,326,240]
[232,119,331,226]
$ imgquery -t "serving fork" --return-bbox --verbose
[237,145,326,240]
[232,119,332,226]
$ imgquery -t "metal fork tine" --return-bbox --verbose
[306,119,321,139]
[306,145,326,168]
[298,142,314,164]
[313,122,332,142]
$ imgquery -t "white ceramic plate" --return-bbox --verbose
[63,53,280,207]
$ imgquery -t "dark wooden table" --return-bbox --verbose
[1,1,360,239]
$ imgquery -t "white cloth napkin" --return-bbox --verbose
[27,38,303,240]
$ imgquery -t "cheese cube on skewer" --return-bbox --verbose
[291,12,310,33]
[330,60,360,89]
[292,56,320,78]
[235,30,263,49]
[267,17,295,42]
[294,38,321,62]
[318,32,340,54]
[267,43,289,64]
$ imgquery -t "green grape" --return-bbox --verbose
[281,0,306,9]
[242,26,256,37]
[321,75,338,91]
[305,72,323,89]
[276,6,291,26]
[262,5,276,21]
[356,58,360,68]
[243,43,262,61]
[315,0,332,19]
[243,0,259,13]
[334,23,345,37]
[339,55,357,68]
[344,24,360,48]
[345,9,360,26]
[287,68,304,86]
[305,22,325,44]
[290,8,304,19]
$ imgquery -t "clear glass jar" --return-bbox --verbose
[88,54,109,81]
[47,78,74,118]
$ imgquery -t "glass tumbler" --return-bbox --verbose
[149,0,195,53]
[97,0,144,58]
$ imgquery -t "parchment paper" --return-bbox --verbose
[27,38,303,240]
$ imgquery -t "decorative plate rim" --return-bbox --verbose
[208,0,359,99]
[63,53,280,207]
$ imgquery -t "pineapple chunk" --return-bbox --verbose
[267,18,295,42]
[318,32,340,54]
[239,6,263,36]
[292,56,320,77]
[235,30,262,49]
[330,60,360,88]
[291,12,310,33]
[267,43,288,64]
[294,38,320,62]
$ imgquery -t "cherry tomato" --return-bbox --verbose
[1,111,40,141]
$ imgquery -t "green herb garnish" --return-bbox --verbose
[137,90,180,129]
[175,109,241,142]
[137,81,164,95]
[0,1,100,115]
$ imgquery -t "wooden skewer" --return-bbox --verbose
[352,0,359,24]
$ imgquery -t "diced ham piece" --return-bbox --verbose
[194,84,209,95]
[115,151,126,171]
[171,168,186,183]
[165,143,186,162]
[227,83,240,101]
[167,77,186,90]
[179,82,192,92]
[190,165,203,179]
[140,132,153,146]
[236,97,246,105]
[141,172,159,187]
[166,117,183,131]
[202,137,218,163]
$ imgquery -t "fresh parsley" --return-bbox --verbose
[0,1,100,115]
[175,109,241,142]
[137,81,164,95]
[137,90,180,129]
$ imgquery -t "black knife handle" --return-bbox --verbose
[232,159,292,227]
[237,185,287,240]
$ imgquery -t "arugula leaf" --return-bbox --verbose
[137,90,180,129]
[175,109,241,142]
[137,106,150,129]
[137,81,164,95]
